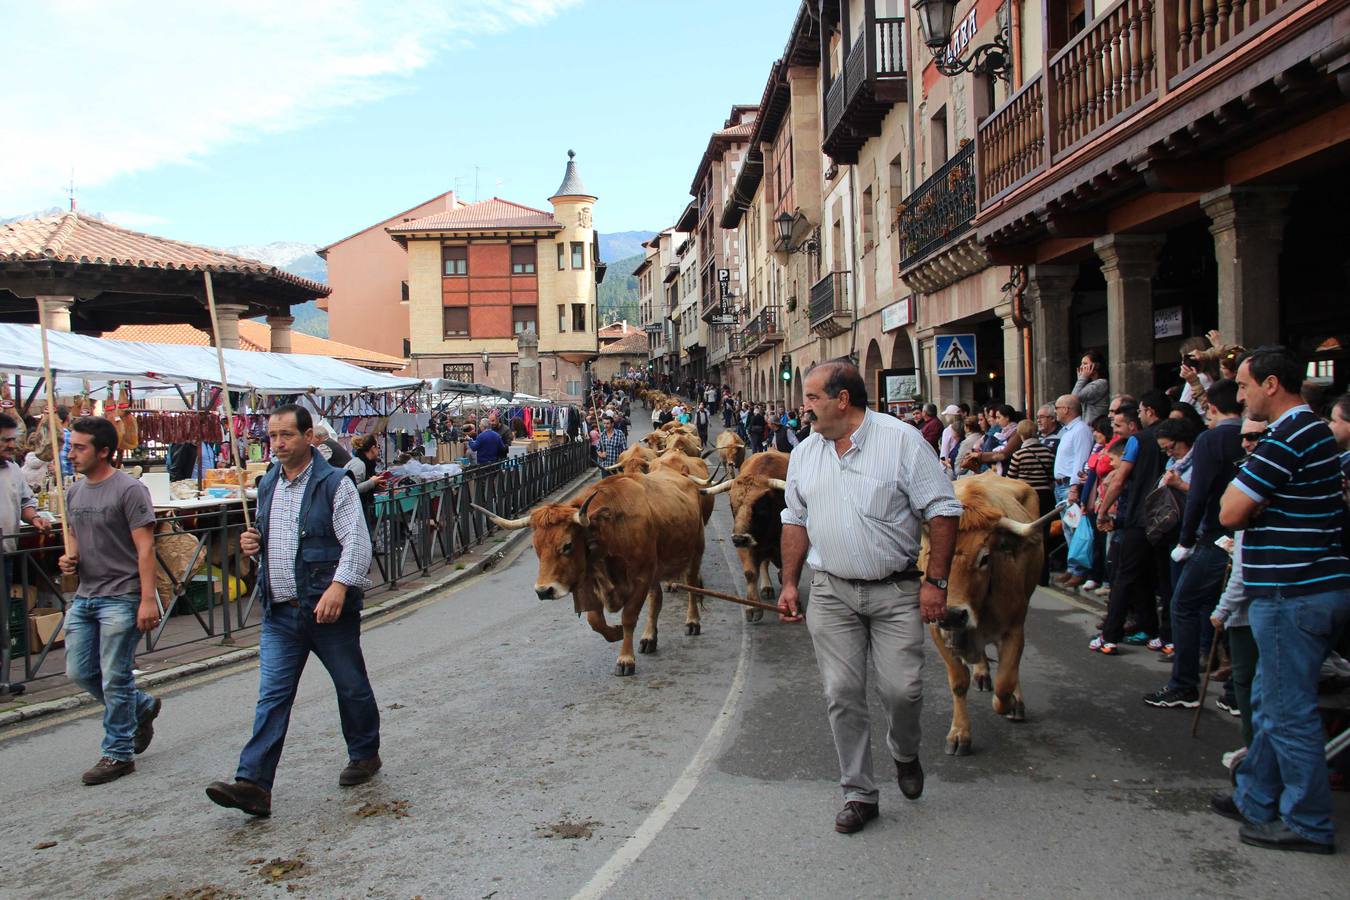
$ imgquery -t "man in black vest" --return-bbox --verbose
[206,404,379,817]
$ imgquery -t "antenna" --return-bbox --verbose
[453,175,466,202]
[67,169,77,211]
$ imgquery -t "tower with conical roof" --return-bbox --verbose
[542,150,599,359]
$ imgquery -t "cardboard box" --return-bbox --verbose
[28,607,65,650]
[9,584,39,612]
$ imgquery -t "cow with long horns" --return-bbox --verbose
[473,471,705,676]
[918,472,1062,755]
[698,450,789,622]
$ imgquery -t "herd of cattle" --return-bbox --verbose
[475,397,1061,755]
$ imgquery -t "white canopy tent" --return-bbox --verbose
[0,323,423,395]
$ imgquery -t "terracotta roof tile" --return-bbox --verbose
[387,198,560,234]
[599,332,650,355]
[104,321,407,372]
[598,321,642,339]
[0,212,329,295]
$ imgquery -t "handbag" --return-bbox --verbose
[1067,513,1095,570]
[1142,484,1184,545]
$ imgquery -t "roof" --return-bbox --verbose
[598,331,649,356]
[551,149,594,199]
[103,320,407,372]
[689,106,758,197]
[599,321,642,340]
[0,212,330,295]
[317,190,460,257]
[387,198,560,235]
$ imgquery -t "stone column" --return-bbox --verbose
[210,303,249,350]
[516,329,540,398]
[1094,235,1165,399]
[35,295,75,332]
[266,314,295,354]
[997,304,1024,410]
[1024,264,1079,410]
[1201,186,1295,348]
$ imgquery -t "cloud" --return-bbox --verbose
[0,0,579,214]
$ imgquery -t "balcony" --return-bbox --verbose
[898,140,976,270]
[809,272,851,338]
[822,17,906,164]
[662,264,679,284]
[976,0,1337,241]
[736,305,784,357]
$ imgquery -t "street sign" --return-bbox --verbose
[935,334,977,376]
[717,268,730,284]
[1153,306,1183,339]
[711,315,738,326]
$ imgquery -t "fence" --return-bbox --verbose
[1,438,591,689]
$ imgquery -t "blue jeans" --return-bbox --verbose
[1166,541,1228,691]
[1055,484,1089,577]
[1235,588,1350,846]
[64,595,157,762]
[236,602,379,790]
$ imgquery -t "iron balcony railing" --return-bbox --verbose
[898,140,976,270]
[809,272,852,337]
[737,305,783,356]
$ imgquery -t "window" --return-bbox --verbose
[572,303,587,332]
[443,245,468,276]
[565,380,582,396]
[557,243,565,271]
[861,185,875,252]
[402,338,410,357]
[400,280,409,302]
[513,306,537,334]
[511,244,536,274]
[930,106,948,169]
[571,242,585,270]
[558,304,567,333]
[443,307,469,338]
[443,363,474,382]
[510,362,520,393]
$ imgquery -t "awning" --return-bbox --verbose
[0,323,423,395]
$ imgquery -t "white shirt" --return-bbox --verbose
[1053,417,1093,485]
[939,423,958,459]
[781,409,963,580]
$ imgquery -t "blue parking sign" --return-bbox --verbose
[935,334,977,376]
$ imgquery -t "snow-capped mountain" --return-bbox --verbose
[226,241,327,284]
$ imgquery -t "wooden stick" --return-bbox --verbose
[35,298,72,552]
[1192,624,1222,738]
[666,581,781,614]
[203,271,252,531]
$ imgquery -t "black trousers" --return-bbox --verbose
[1102,526,1158,643]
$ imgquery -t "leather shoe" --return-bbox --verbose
[339,754,382,786]
[1239,820,1334,855]
[896,757,924,800]
[834,800,878,834]
[1210,792,1245,823]
[206,778,271,817]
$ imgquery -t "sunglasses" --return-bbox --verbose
[1240,434,1262,442]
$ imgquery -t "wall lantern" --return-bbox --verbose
[773,211,819,255]
[481,349,491,373]
[912,0,1012,82]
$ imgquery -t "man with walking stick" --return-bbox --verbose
[777,361,962,834]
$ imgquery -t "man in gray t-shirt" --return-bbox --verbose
[58,417,163,785]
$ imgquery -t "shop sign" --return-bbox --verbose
[881,296,915,332]
[1153,306,1183,339]
[711,315,738,326]
[643,323,663,333]
[935,334,977,376]
[940,8,979,66]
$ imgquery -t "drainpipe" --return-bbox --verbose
[1007,265,1032,412]
[1009,0,1022,87]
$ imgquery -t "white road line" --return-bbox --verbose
[571,501,753,900]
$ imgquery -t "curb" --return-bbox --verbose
[0,467,595,731]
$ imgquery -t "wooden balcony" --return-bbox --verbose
[736,305,784,357]
[975,0,1347,246]
[898,141,976,270]
[822,17,907,164]
[809,272,852,337]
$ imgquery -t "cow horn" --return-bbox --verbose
[573,492,598,527]
[470,503,531,530]
[686,473,713,486]
[700,480,734,496]
[602,462,623,472]
[701,446,717,459]
[995,502,1066,538]
[766,478,789,491]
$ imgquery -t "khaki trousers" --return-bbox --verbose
[806,570,924,804]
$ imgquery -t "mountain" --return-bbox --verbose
[597,251,645,327]
[225,242,330,338]
[597,231,655,263]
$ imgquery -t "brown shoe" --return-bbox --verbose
[339,754,382,786]
[896,757,924,800]
[206,778,272,817]
[133,697,162,755]
[1062,574,1086,588]
[82,757,135,785]
[834,800,879,834]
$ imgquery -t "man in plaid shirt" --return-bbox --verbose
[597,413,627,469]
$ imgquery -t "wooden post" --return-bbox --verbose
[35,298,73,552]
[203,271,252,530]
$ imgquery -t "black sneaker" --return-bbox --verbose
[1143,686,1199,708]
[133,697,162,755]
[1215,695,1241,717]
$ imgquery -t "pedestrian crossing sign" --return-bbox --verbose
[935,334,977,376]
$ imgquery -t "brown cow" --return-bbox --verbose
[699,450,789,623]
[713,430,745,476]
[666,431,702,458]
[650,450,717,524]
[917,472,1061,755]
[642,431,669,451]
[474,471,705,676]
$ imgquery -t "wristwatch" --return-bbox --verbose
[925,575,948,591]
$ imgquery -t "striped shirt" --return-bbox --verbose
[781,409,963,580]
[266,460,372,600]
[1008,438,1057,491]
[1233,406,1349,597]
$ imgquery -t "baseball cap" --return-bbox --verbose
[942,404,962,416]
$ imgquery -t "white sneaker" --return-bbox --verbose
[1082,580,1099,591]
[1221,747,1247,770]
[1093,584,1111,596]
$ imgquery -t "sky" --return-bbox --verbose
[3,0,801,249]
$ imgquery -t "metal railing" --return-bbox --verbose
[0,440,591,688]
[898,140,976,269]
[737,305,783,356]
[809,272,851,326]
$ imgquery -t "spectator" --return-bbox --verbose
[694,402,711,446]
[938,404,963,463]
[767,416,797,453]
[468,421,507,464]
[1216,347,1348,854]
[1079,415,1118,593]
[967,404,1022,474]
[954,415,984,480]
[596,414,627,468]
[1144,380,1243,709]
[1170,400,1208,434]
[747,405,767,453]
[1074,349,1110,423]
[1054,395,1095,587]
[918,403,942,452]
[311,426,352,468]
[56,404,74,477]
[1007,418,1057,586]
[722,393,736,428]
[1036,404,1062,454]
[1,413,52,615]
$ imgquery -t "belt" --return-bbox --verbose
[1054,477,1071,486]
[837,568,922,588]
[274,597,300,608]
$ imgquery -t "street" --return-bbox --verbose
[1,418,1345,900]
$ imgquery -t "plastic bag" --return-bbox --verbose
[1067,514,1095,571]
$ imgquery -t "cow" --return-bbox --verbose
[698,450,789,623]
[642,430,669,451]
[711,430,745,476]
[917,472,1062,755]
[610,443,658,473]
[473,471,705,676]
[666,431,702,458]
[649,450,717,524]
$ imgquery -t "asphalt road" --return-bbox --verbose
[1,414,1345,899]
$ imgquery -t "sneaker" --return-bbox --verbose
[1122,631,1151,645]
[1097,641,1120,656]
[1216,696,1241,717]
[1089,634,1105,651]
[1144,686,1200,708]
[133,697,162,755]
[1146,637,1166,651]
[1082,580,1100,591]
[82,757,135,785]
[1160,643,1175,658]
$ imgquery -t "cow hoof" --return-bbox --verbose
[759,586,776,602]
[639,637,658,654]
[945,737,972,756]
[743,607,764,623]
[973,673,992,692]
[686,622,701,636]
[613,661,636,676]
[1006,700,1026,722]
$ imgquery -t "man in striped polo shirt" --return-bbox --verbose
[1216,346,1349,855]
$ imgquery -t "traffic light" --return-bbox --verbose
[780,354,792,382]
